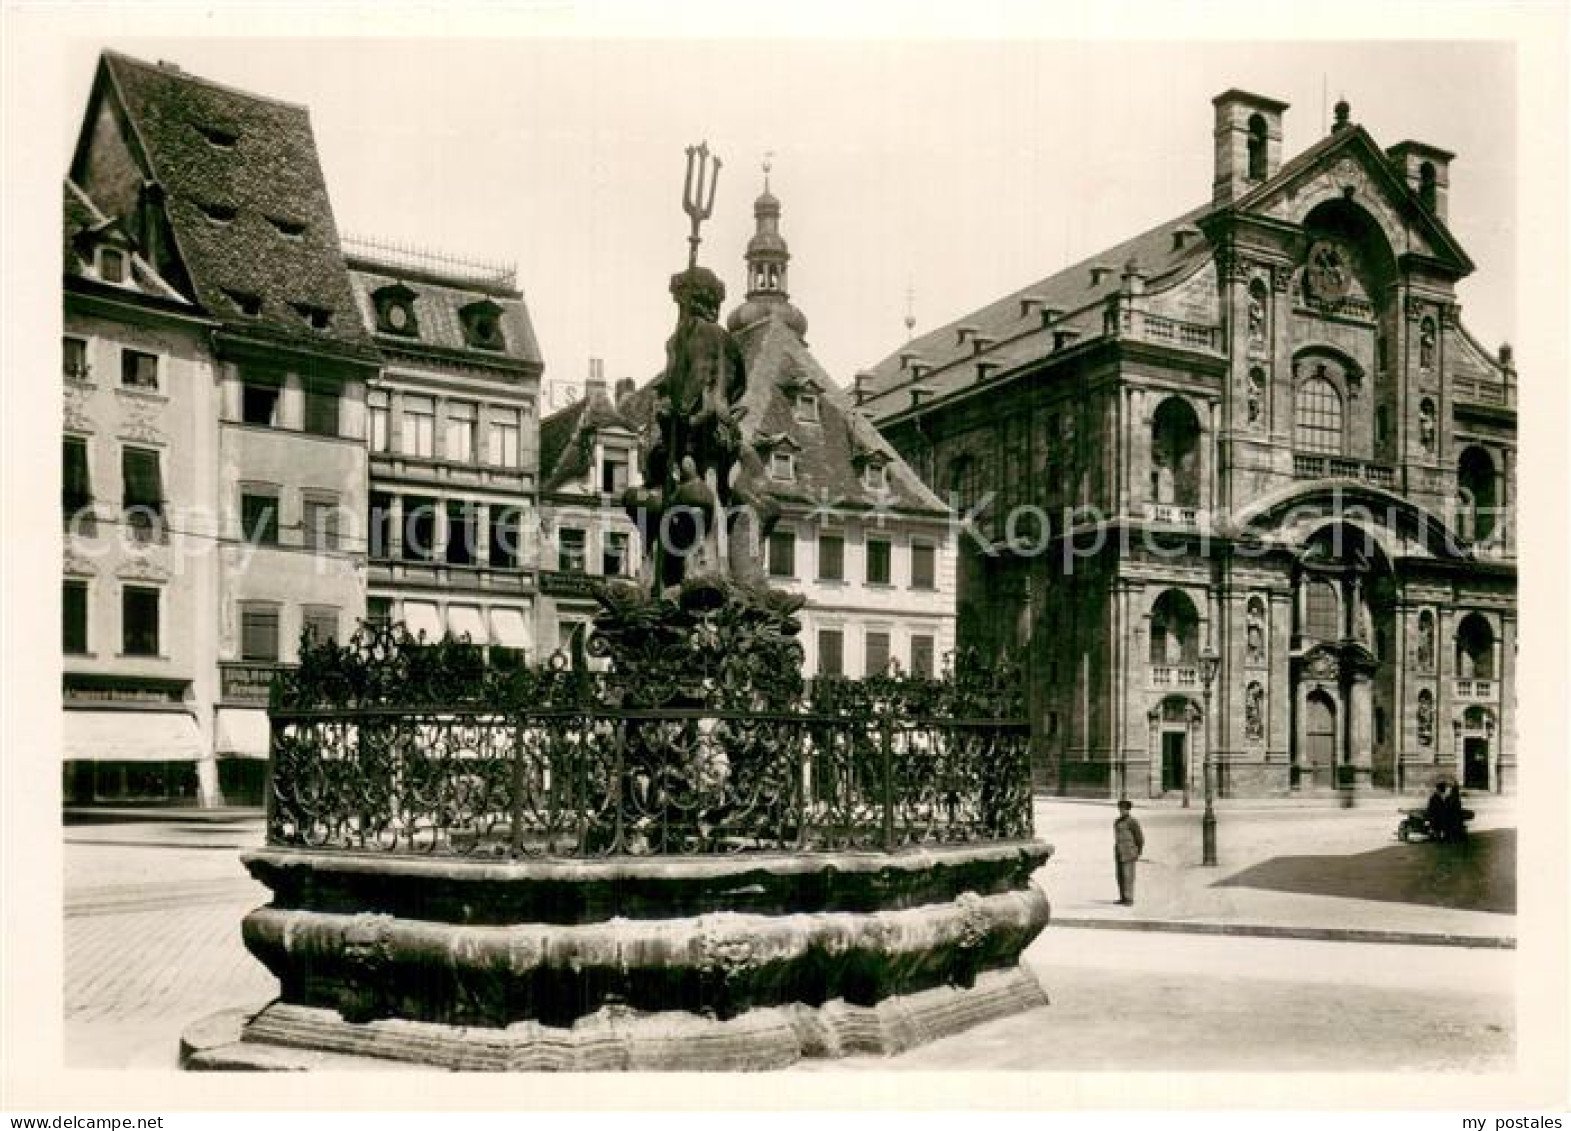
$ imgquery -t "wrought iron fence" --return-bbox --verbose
[264,624,1033,857]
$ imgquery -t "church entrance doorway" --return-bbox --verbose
[1161,731,1186,793]
[1463,737,1490,791]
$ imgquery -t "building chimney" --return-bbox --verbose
[1387,140,1454,223]
[1212,89,1288,205]
[585,357,607,397]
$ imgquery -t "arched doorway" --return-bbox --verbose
[1149,694,1199,797]
[1300,689,1338,788]
[1459,705,1495,792]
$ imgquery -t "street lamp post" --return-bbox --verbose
[1199,645,1220,867]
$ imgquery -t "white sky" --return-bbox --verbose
[59,38,1515,404]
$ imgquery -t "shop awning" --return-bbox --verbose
[63,709,203,763]
[447,604,487,644]
[402,600,442,640]
[215,707,270,758]
[490,607,530,649]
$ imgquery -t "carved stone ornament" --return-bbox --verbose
[64,548,98,577]
[64,385,94,433]
[116,554,170,583]
[118,396,167,446]
[1304,242,1351,305]
[1271,263,1293,293]
[1303,648,1340,681]
[1332,158,1363,193]
[1405,296,1429,323]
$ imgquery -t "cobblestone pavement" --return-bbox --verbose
[62,803,1518,1071]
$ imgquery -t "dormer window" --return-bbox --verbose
[863,463,889,494]
[372,283,419,337]
[770,451,796,481]
[195,123,238,149]
[268,216,306,240]
[459,300,506,351]
[794,392,820,423]
[224,289,263,317]
[293,303,332,331]
[97,247,126,284]
[198,201,237,225]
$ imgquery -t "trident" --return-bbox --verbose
[682,142,721,269]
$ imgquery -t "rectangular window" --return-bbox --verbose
[122,585,159,656]
[63,580,88,654]
[402,396,435,458]
[601,453,630,495]
[863,463,889,494]
[487,408,521,468]
[794,393,820,423]
[445,401,476,463]
[818,533,844,582]
[366,597,393,627]
[445,501,476,566]
[489,506,521,569]
[302,496,339,551]
[121,447,163,519]
[240,604,280,662]
[558,527,587,573]
[121,350,159,391]
[63,437,92,516]
[911,541,937,590]
[241,378,281,427]
[865,630,891,677]
[302,606,339,646]
[768,528,796,578]
[99,248,126,284]
[369,492,394,558]
[64,337,89,381]
[303,384,339,437]
[403,496,437,562]
[866,538,892,586]
[770,451,795,481]
[240,491,279,545]
[817,629,844,677]
[911,634,936,678]
[603,531,629,576]
[368,391,390,452]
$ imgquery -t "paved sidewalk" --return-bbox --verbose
[1031,796,1516,945]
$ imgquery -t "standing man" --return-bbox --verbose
[1114,799,1145,906]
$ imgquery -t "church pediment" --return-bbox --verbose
[1212,128,1473,276]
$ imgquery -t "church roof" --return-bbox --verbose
[857,202,1213,418]
[82,51,376,360]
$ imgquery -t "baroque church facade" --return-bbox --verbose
[860,91,1516,798]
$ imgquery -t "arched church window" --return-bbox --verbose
[1150,397,1201,507]
[1304,578,1340,642]
[1455,613,1495,680]
[1149,589,1200,666]
[1295,375,1343,455]
[1247,113,1269,181]
[1457,446,1496,541]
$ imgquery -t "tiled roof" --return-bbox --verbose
[63,179,187,302]
[539,385,640,492]
[346,262,542,369]
[97,51,374,359]
[858,202,1213,418]
[617,314,950,518]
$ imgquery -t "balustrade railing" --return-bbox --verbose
[1293,453,1396,489]
[1452,679,1498,703]
[1149,665,1199,689]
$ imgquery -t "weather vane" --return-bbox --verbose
[762,150,774,192]
[682,142,722,269]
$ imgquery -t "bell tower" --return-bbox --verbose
[727,155,809,337]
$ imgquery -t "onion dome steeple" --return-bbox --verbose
[727,155,809,337]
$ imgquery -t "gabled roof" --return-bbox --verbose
[78,51,375,360]
[63,179,188,302]
[620,315,950,518]
[346,262,542,370]
[539,385,639,492]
